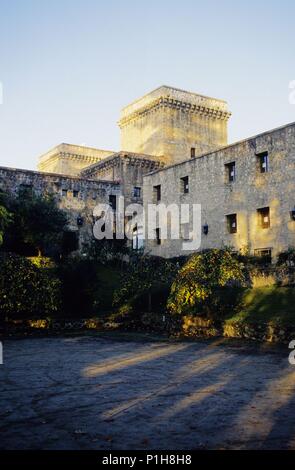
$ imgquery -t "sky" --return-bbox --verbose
[0,0,295,170]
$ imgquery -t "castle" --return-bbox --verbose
[0,85,294,261]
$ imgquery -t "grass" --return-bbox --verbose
[225,286,295,327]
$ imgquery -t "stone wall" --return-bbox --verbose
[81,152,164,207]
[119,86,230,165]
[0,166,120,250]
[37,143,114,176]
[143,122,295,260]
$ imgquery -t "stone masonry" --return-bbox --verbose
[0,85,294,259]
[119,86,231,164]
[0,166,120,251]
[37,143,114,176]
[143,122,295,260]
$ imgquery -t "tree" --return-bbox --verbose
[167,249,246,318]
[0,191,12,246]
[3,188,68,257]
[113,254,180,313]
[0,252,61,321]
[0,205,12,247]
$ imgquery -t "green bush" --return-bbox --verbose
[167,249,246,319]
[113,254,181,313]
[56,257,121,317]
[0,253,61,320]
[1,188,68,257]
[277,247,295,267]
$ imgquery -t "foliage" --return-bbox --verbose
[167,249,246,318]
[113,254,181,313]
[224,286,295,327]
[83,238,130,266]
[0,252,61,320]
[56,257,120,317]
[276,247,295,267]
[2,188,68,257]
[0,191,13,246]
[56,256,100,317]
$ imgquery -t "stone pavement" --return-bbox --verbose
[0,333,295,450]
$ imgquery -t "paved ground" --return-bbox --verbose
[0,333,295,450]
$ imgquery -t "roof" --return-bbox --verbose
[80,151,165,177]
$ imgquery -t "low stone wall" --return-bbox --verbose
[0,317,121,336]
[1,313,295,345]
[177,315,295,344]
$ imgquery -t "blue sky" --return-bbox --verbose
[0,0,295,170]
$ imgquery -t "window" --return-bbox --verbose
[132,225,144,250]
[257,207,270,229]
[155,227,161,245]
[225,162,236,182]
[191,147,196,158]
[254,248,272,264]
[257,151,269,173]
[62,189,68,197]
[226,214,237,234]
[109,194,117,210]
[73,190,79,198]
[133,187,141,198]
[153,185,161,202]
[181,176,189,194]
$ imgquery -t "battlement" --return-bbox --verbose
[119,85,231,164]
[37,143,114,176]
[119,85,230,126]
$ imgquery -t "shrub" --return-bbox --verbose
[2,188,68,257]
[57,257,102,317]
[167,249,246,319]
[277,247,295,267]
[0,253,61,320]
[113,254,181,313]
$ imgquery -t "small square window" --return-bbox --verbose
[254,248,272,264]
[257,207,270,229]
[132,225,144,250]
[226,214,237,234]
[225,162,236,183]
[62,189,68,197]
[73,190,79,198]
[191,147,196,158]
[133,187,141,198]
[256,151,269,173]
[153,185,161,202]
[109,195,117,210]
[155,227,161,245]
[181,176,189,194]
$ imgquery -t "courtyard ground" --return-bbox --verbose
[0,332,295,450]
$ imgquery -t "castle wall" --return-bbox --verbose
[0,166,120,250]
[38,143,114,176]
[80,153,164,207]
[143,123,295,260]
[119,86,230,165]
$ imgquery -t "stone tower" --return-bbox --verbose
[119,85,231,165]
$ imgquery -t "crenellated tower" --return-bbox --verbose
[118,85,231,165]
